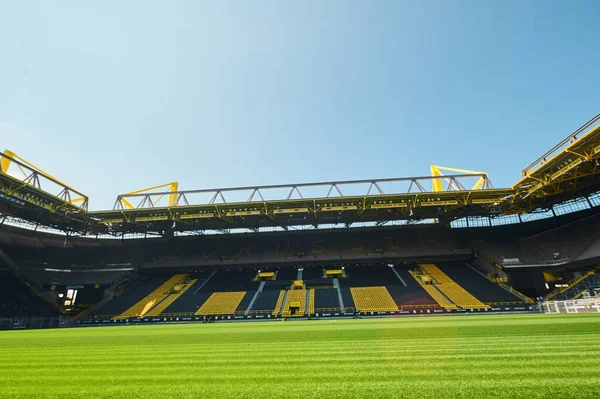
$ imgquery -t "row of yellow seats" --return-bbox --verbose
[196,291,246,315]
[420,264,488,309]
[350,286,398,312]
[282,289,307,317]
[113,274,188,319]
[273,291,285,315]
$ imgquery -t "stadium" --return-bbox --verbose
[1,113,600,398]
[3,3,600,398]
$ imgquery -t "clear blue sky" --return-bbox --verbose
[1,1,599,210]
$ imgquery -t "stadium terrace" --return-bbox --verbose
[0,114,599,327]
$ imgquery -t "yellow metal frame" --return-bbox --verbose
[0,149,88,208]
[430,165,489,192]
[118,182,179,209]
[1,114,599,234]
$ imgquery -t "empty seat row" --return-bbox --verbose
[196,291,247,315]
[350,286,398,312]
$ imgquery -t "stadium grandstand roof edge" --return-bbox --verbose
[1,114,599,236]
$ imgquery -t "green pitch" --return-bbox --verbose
[1,313,599,398]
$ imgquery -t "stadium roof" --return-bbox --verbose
[1,114,599,236]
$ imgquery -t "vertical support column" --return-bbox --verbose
[297,268,302,281]
[245,281,265,316]
[277,290,289,317]
[390,266,407,286]
[193,271,216,294]
[305,289,310,316]
[333,278,345,312]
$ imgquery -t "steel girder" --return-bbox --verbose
[509,114,600,211]
[0,150,89,211]
[111,173,494,211]
[2,113,600,236]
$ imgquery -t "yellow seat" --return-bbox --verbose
[281,289,307,317]
[195,291,246,315]
[113,274,188,320]
[419,264,489,309]
[350,287,398,312]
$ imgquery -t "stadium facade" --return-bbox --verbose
[1,115,600,329]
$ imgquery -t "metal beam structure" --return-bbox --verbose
[83,170,507,234]
[112,172,495,210]
[0,151,90,232]
[116,182,179,210]
[0,113,599,236]
[509,114,600,212]
[0,150,88,210]
[430,166,491,192]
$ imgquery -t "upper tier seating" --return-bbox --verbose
[474,212,600,265]
[270,268,298,281]
[23,268,129,287]
[198,270,259,293]
[341,265,399,287]
[302,267,325,280]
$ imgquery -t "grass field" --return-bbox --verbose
[1,313,600,398]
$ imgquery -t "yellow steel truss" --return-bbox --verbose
[430,165,489,192]
[117,182,179,209]
[0,149,87,207]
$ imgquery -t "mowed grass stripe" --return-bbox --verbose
[4,348,600,368]
[1,342,597,360]
[2,331,598,353]
[4,360,600,378]
[0,314,599,398]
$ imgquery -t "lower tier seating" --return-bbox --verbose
[414,278,457,310]
[195,291,246,315]
[248,290,281,313]
[308,289,315,315]
[554,272,600,300]
[438,264,525,303]
[419,264,489,309]
[386,285,440,309]
[340,287,355,309]
[113,274,189,320]
[314,288,341,310]
[235,291,256,312]
[92,277,165,316]
[281,289,307,317]
[273,291,286,315]
[145,279,198,316]
[350,286,398,312]
[162,291,211,314]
